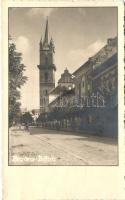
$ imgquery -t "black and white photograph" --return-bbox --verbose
[9,7,118,166]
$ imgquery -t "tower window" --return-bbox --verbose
[43,90,48,95]
[45,57,48,64]
[45,72,48,81]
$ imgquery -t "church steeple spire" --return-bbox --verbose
[44,17,49,44]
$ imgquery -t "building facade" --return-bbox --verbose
[37,19,56,113]
[58,68,74,89]
[91,52,118,137]
[73,60,92,102]
[73,37,117,103]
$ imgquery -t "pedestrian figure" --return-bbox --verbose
[25,122,29,131]
[18,123,21,130]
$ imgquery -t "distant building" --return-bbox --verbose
[49,68,75,108]
[58,68,74,89]
[37,18,56,113]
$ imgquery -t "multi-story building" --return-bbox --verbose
[72,37,117,136]
[90,39,118,137]
[73,37,117,104]
[92,53,117,106]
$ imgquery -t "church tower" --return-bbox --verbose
[38,18,56,113]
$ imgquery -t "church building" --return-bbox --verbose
[37,19,56,113]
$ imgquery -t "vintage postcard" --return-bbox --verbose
[2,0,125,199]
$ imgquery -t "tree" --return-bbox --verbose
[9,36,27,127]
[21,112,33,125]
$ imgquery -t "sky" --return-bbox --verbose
[9,7,117,110]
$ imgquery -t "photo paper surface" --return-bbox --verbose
[2,0,125,199]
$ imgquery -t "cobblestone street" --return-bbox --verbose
[9,127,118,166]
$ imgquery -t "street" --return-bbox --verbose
[9,127,118,165]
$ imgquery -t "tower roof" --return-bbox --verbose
[44,18,49,44]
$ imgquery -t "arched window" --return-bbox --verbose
[82,81,84,88]
[78,83,81,98]
[41,98,44,105]
[43,90,48,96]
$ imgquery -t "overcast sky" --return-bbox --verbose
[9,7,117,110]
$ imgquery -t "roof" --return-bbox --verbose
[92,53,117,78]
[72,37,117,77]
[49,88,75,105]
[49,85,69,95]
[73,60,91,76]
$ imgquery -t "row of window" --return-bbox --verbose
[40,97,49,105]
[41,90,48,95]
